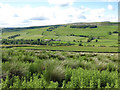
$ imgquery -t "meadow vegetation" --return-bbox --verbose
[1,22,119,88]
[1,49,119,88]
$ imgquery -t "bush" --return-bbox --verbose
[29,61,44,75]
[79,43,83,46]
[4,61,28,79]
[43,60,65,82]
[36,54,49,59]
[58,55,66,60]
[2,55,10,62]
[21,55,35,63]
[108,32,112,35]
[62,60,81,69]
[65,68,118,88]
[66,53,75,58]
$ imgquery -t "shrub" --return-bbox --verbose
[108,32,112,35]
[66,53,75,58]
[65,67,72,82]
[6,61,28,79]
[107,63,118,72]
[21,55,35,63]
[2,55,10,62]
[62,60,81,69]
[58,55,66,60]
[65,68,118,88]
[10,63,27,78]
[36,54,49,59]
[96,62,107,71]
[43,60,65,82]
[47,81,58,88]
[29,61,44,75]
[79,43,83,46]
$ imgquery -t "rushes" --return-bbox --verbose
[2,49,119,88]
[3,61,28,79]
[43,60,65,82]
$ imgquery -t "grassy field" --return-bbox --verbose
[2,25,118,47]
[10,45,117,52]
[1,44,118,52]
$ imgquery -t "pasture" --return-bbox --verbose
[2,25,118,48]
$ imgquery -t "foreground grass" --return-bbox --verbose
[1,48,119,88]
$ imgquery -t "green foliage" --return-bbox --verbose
[105,83,111,88]
[29,61,44,75]
[8,34,20,39]
[70,25,97,28]
[2,61,28,79]
[43,60,65,82]
[108,32,112,35]
[47,81,58,88]
[114,80,118,88]
[65,68,118,88]
[97,79,101,88]
[1,49,119,89]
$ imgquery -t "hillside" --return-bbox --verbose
[2,22,118,47]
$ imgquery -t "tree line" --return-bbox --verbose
[2,39,75,46]
[70,25,97,28]
[8,34,20,39]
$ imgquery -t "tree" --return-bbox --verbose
[37,39,40,42]
[96,39,98,42]
[79,43,83,46]
[108,32,112,35]
[87,39,91,42]
[87,36,94,42]
[73,40,76,42]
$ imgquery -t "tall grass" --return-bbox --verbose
[1,49,119,88]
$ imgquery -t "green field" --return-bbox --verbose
[11,45,117,52]
[2,23,118,53]
[2,25,118,48]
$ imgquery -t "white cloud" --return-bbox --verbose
[0,3,88,27]
[84,8,105,22]
[0,3,118,27]
[48,0,75,6]
[90,8,105,14]
[108,4,114,10]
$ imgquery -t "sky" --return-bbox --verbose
[0,0,119,27]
